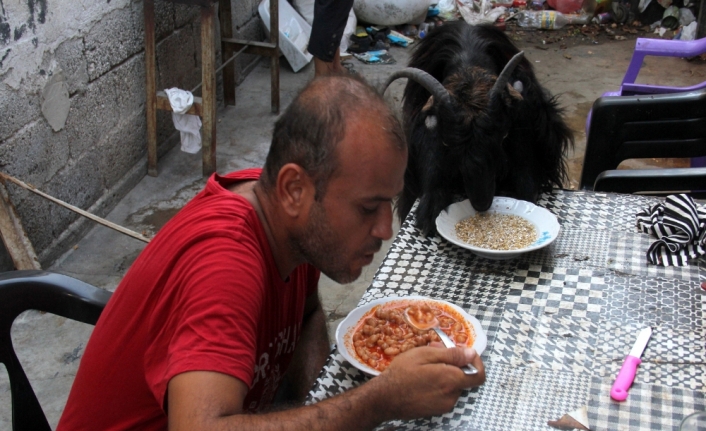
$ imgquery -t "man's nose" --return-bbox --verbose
[371,202,393,240]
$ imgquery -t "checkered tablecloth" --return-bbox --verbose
[305,190,706,431]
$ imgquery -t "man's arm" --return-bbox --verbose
[275,292,331,404]
[168,346,485,431]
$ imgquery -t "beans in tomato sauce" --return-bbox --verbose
[349,300,473,372]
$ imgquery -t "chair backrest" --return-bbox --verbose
[0,270,111,431]
[579,89,706,194]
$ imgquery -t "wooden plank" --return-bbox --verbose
[156,92,203,116]
[201,4,217,177]
[0,181,41,270]
[221,38,279,57]
[145,0,158,177]
[0,173,150,244]
[219,0,236,106]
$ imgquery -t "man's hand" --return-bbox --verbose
[372,346,485,420]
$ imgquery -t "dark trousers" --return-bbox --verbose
[308,0,355,62]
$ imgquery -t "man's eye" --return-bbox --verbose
[361,205,378,215]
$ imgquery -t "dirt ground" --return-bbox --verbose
[511,20,651,47]
[507,19,706,58]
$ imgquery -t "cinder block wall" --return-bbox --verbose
[0,0,263,270]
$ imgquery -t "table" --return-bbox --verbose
[306,190,706,430]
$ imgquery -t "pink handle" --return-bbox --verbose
[610,355,642,401]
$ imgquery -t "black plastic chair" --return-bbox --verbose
[578,88,706,194]
[0,270,112,431]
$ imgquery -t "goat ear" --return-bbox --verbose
[507,82,523,101]
[421,96,435,112]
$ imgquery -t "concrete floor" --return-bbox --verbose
[1,29,705,429]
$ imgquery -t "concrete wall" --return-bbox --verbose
[0,0,263,270]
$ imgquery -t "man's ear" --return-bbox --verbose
[276,163,315,217]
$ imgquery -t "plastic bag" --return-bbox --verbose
[438,0,457,19]
[171,113,202,154]
[679,21,698,40]
[164,88,202,154]
[678,7,695,26]
[458,0,506,24]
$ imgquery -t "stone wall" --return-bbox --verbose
[0,0,263,270]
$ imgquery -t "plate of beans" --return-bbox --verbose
[336,296,487,376]
[436,197,560,260]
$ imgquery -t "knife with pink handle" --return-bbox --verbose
[611,327,652,401]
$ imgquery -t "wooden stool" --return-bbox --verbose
[144,0,280,177]
[220,0,280,114]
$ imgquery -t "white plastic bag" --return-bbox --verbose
[438,0,457,19]
[164,88,202,154]
[679,7,696,26]
[171,113,202,154]
[680,21,698,40]
[458,0,506,24]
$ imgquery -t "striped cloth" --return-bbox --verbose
[636,194,706,266]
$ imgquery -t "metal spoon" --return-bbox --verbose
[404,307,478,375]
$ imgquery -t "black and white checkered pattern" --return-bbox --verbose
[468,363,591,431]
[307,191,706,430]
[602,273,704,328]
[519,228,611,269]
[537,190,653,231]
[607,231,702,282]
[506,264,606,320]
[593,321,706,391]
[587,377,706,430]
[307,351,369,404]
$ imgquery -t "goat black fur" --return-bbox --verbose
[395,21,574,236]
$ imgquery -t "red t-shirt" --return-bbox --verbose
[57,168,319,431]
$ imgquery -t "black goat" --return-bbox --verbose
[382,21,573,236]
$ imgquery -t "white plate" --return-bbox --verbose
[335,296,488,376]
[435,197,560,260]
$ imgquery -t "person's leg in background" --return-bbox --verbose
[309,0,355,76]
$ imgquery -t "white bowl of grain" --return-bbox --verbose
[435,197,560,260]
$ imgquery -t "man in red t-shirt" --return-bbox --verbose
[58,74,485,431]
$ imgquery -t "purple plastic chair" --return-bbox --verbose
[585,36,706,168]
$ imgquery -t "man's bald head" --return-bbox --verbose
[261,74,405,200]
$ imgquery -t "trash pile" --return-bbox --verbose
[268,0,702,72]
[348,26,416,64]
[344,0,702,65]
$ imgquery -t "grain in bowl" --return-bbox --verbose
[455,212,537,250]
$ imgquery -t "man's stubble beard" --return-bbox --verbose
[293,201,380,284]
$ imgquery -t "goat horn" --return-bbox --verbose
[380,68,452,108]
[489,51,525,101]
